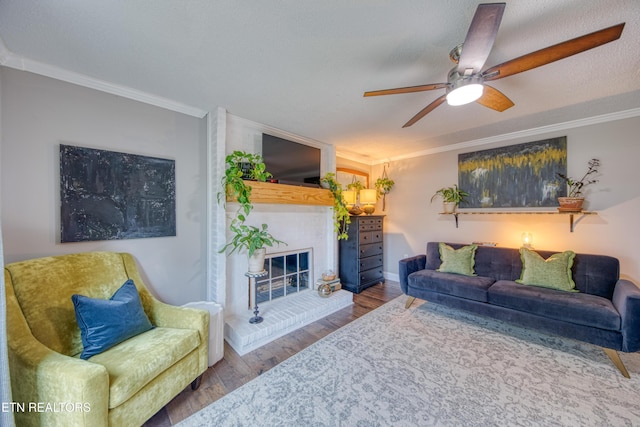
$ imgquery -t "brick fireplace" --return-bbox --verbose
[222,202,353,355]
[208,111,353,355]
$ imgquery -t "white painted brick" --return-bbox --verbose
[225,289,353,355]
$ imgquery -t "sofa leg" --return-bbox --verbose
[603,348,630,378]
[405,296,416,309]
[191,374,204,390]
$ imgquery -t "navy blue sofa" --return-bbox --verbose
[399,242,640,377]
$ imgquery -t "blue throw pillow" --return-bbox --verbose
[72,279,153,359]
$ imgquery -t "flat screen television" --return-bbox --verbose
[262,134,321,187]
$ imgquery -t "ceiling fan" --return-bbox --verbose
[364,3,625,128]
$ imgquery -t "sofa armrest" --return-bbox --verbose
[148,299,209,336]
[7,290,109,426]
[147,299,210,371]
[399,255,426,294]
[612,279,640,352]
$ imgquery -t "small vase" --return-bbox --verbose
[248,248,266,273]
[317,283,332,298]
[557,197,584,212]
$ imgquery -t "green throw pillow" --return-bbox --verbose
[437,243,478,276]
[516,247,578,292]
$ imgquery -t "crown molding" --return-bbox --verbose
[369,107,640,165]
[226,113,330,149]
[334,150,376,166]
[0,37,207,119]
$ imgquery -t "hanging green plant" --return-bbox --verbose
[346,179,365,193]
[375,165,395,211]
[320,172,351,240]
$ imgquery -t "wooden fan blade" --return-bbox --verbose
[483,23,625,81]
[476,84,514,112]
[457,3,505,74]
[364,83,448,97]
[402,95,447,128]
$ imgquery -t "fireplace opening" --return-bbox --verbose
[255,248,312,304]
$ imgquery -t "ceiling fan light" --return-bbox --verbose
[446,83,484,106]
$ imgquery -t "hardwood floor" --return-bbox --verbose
[143,281,403,426]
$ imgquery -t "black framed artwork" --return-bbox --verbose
[60,144,176,242]
[458,137,567,208]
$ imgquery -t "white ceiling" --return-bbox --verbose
[1,1,639,163]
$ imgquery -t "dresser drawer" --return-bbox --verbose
[359,230,383,245]
[359,255,383,272]
[359,243,383,258]
[360,267,383,284]
[359,217,383,231]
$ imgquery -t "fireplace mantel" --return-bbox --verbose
[227,181,334,206]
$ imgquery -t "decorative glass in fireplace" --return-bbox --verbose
[256,249,312,304]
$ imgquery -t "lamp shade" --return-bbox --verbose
[342,190,356,205]
[359,189,377,204]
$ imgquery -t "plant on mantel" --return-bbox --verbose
[321,172,351,240]
[218,151,272,221]
[218,151,285,271]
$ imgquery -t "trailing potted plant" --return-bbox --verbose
[219,221,285,272]
[431,184,469,213]
[320,172,351,240]
[346,179,365,194]
[218,150,285,271]
[556,158,600,212]
[218,150,272,221]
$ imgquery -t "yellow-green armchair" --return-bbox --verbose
[5,252,209,426]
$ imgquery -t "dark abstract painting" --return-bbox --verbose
[458,137,567,208]
[60,144,176,242]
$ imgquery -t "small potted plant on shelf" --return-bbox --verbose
[431,184,469,213]
[220,221,285,272]
[320,172,351,240]
[556,158,600,212]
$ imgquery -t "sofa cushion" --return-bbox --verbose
[408,269,495,302]
[72,280,154,359]
[516,248,577,292]
[437,243,478,276]
[488,280,621,331]
[87,326,201,408]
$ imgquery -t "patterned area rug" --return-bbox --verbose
[177,297,640,426]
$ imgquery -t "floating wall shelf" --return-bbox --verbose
[440,211,597,232]
[227,181,334,206]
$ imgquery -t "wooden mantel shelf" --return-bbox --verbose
[227,181,334,206]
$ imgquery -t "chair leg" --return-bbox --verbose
[191,374,204,390]
[405,296,416,309]
[603,348,630,378]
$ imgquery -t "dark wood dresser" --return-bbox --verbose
[338,215,385,293]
